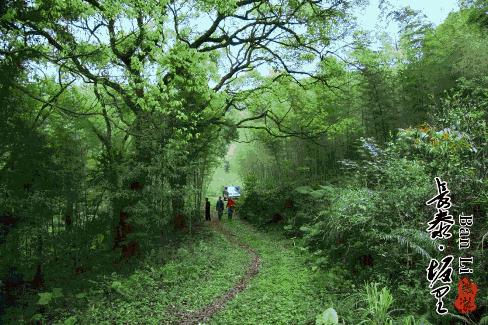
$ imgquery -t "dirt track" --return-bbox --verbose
[175,219,261,325]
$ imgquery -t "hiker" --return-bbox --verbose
[205,198,211,221]
[226,197,235,220]
[216,196,224,221]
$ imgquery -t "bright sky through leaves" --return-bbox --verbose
[356,0,459,36]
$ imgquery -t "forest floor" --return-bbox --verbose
[174,219,261,324]
[51,218,325,324]
[203,219,324,325]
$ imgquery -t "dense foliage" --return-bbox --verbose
[237,7,488,324]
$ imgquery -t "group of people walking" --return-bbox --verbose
[205,196,235,221]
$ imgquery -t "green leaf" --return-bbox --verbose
[110,280,129,296]
[64,316,78,325]
[310,190,327,199]
[31,313,43,321]
[299,226,310,233]
[295,186,313,194]
[90,233,105,250]
[37,292,53,305]
[111,280,123,290]
[316,307,339,325]
[52,287,63,298]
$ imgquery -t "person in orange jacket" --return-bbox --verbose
[226,197,235,220]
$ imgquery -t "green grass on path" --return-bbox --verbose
[55,225,249,325]
[53,219,325,325]
[208,220,323,325]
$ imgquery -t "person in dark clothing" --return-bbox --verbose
[216,196,224,221]
[205,198,211,221]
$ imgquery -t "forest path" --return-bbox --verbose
[175,219,261,324]
[49,217,324,324]
[176,218,323,324]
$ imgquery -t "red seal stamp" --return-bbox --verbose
[454,277,478,314]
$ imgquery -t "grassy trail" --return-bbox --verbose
[176,220,261,324]
[52,223,250,325]
[206,219,323,325]
[52,218,324,325]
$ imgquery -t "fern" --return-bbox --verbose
[481,230,488,252]
[380,228,437,260]
[447,312,475,324]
